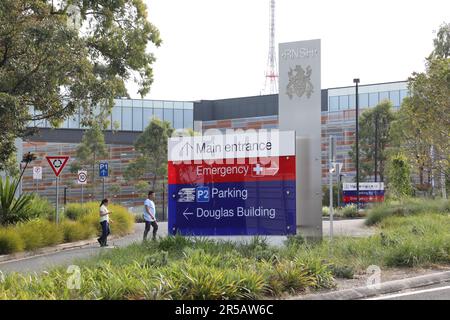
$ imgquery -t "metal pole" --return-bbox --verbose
[354,79,360,210]
[56,177,59,224]
[162,180,165,221]
[103,177,105,199]
[81,184,84,206]
[329,135,335,241]
[374,112,378,182]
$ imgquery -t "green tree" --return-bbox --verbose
[349,100,395,182]
[0,0,161,169]
[387,153,413,199]
[70,123,108,200]
[393,23,450,196]
[125,118,173,189]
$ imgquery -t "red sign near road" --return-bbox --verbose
[46,156,70,177]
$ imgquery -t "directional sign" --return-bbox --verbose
[77,170,87,185]
[168,131,296,236]
[33,166,42,180]
[46,156,69,177]
[343,182,385,205]
[99,162,108,177]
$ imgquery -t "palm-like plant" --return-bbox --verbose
[0,177,34,226]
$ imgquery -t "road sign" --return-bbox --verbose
[33,166,42,180]
[46,156,69,177]
[77,170,87,185]
[343,182,385,205]
[99,162,108,177]
[168,131,296,236]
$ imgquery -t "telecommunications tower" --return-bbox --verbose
[263,0,278,95]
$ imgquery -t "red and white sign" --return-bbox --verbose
[46,156,69,177]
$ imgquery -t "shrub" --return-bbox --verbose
[0,228,25,254]
[61,220,94,242]
[322,206,330,216]
[365,198,450,226]
[64,203,92,220]
[338,204,359,218]
[0,177,35,226]
[28,195,54,221]
[16,220,45,250]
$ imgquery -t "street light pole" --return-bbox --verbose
[353,78,360,210]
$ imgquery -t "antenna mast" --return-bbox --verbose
[263,0,278,95]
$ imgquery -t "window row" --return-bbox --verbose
[328,90,409,112]
[29,105,194,131]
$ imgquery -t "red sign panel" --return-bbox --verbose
[46,156,70,177]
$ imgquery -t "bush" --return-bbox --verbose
[0,177,35,226]
[61,220,95,242]
[64,203,93,220]
[28,195,54,221]
[365,198,450,226]
[338,204,359,218]
[0,228,25,254]
[322,206,330,216]
[16,220,45,250]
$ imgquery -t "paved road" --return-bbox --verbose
[368,282,450,300]
[0,219,374,275]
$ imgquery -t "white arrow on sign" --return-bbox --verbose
[182,207,194,220]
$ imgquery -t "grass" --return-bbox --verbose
[365,198,449,226]
[0,199,449,300]
[0,202,134,255]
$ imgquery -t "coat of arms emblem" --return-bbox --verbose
[286,65,314,100]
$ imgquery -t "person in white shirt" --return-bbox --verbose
[143,191,158,241]
[98,198,113,247]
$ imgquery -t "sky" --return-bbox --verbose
[126,0,450,101]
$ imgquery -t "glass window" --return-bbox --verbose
[379,91,389,102]
[400,89,409,103]
[339,95,349,110]
[164,101,174,109]
[112,106,122,130]
[143,100,152,109]
[122,107,132,130]
[329,96,339,112]
[183,110,193,129]
[164,108,174,127]
[122,99,133,107]
[359,93,369,108]
[349,94,356,108]
[113,99,122,108]
[174,109,184,129]
[153,101,163,109]
[369,92,379,106]
[143,109,153,129]
[153,108,163,121]
[389,90,400,107]
[183,102,194,110]
[132,99,142,108]
[174,102,183,110]
[133,108,143,131]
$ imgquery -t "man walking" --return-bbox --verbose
[143,190,158,241]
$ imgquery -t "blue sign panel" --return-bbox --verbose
[99,162,108,177]
[168,180,296,236]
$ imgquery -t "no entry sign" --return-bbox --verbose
[168,131,296,236]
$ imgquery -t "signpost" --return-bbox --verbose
[168,131,296,236]
[99,162,108,199]
[46,156,69,224]
[77,170,87,204]
[342,182,385,206]
[33,166,42,193]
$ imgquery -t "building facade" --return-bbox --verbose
[20,81,409,210]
